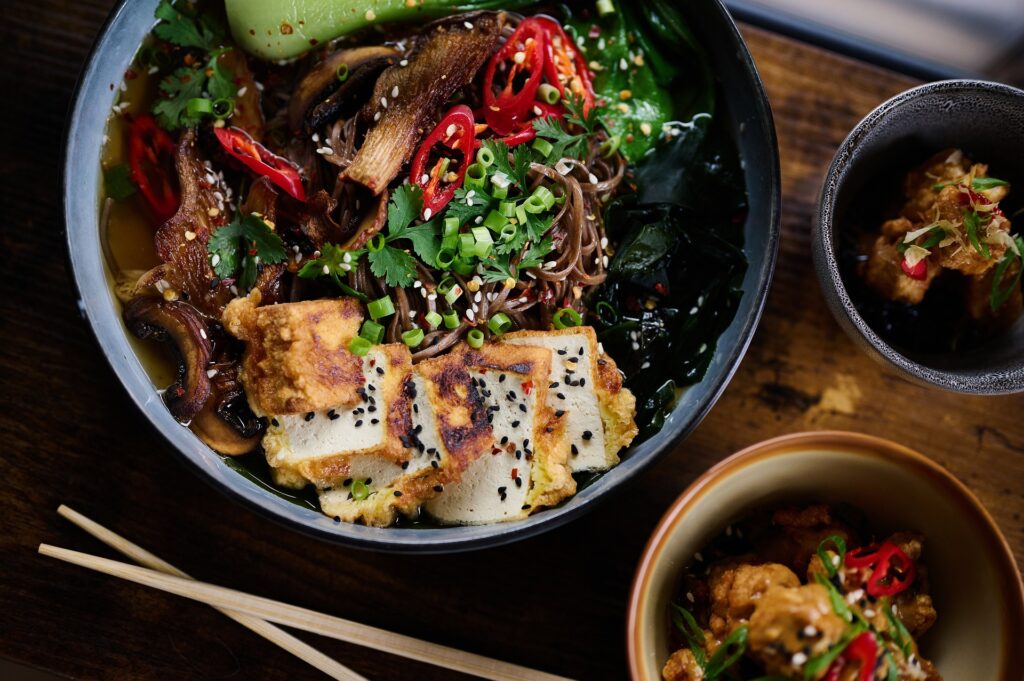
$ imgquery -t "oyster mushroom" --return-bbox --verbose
[123,296,212,423]
[287,46,400,135]
[341,188,389,250]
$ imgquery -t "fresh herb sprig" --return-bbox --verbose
[931,176,1009,191]
[154,0,222,51]
[207,213,286,290]
[532,94,606,162]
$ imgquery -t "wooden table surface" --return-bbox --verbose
[2,3,1022,678]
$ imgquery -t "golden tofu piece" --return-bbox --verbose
[223,292,365,415]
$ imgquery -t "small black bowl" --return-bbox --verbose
[814,80,1024,394]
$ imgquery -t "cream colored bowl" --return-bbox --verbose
[627,431,1024,681]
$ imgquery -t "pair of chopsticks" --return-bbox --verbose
[41,506,572,681]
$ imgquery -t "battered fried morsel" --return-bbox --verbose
[223,292,365,415]
[707,562,801,640]
[747,584,848,676]
[662,648,704,681]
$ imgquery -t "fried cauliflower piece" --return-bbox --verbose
[747,584,848,677]
[862,234,940,305]
[223,293,365,415]
[707,562,801,640]
[662,648,704,681]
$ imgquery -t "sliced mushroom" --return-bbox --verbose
[123,296,212,423]
[287,46,400,134]
[191,400,261,455]
[344,12,504,194]
[342,188,389,250]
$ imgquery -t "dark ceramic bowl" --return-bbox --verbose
[64,0,780,552]
[814,80,1024,394]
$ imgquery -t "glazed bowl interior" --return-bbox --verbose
[63,0,780,552]
[815,80,1024,394]
[629,432,1024,681]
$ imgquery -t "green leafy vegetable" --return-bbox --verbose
[154,0,222,51]
[447,187,494,225]
[207,213,286,290]
[368,245,419,287]
[153,66,207,131]
[103,164,136,200]
[964,210,991,259]
[297,243,368,300]
[532,113,590,162]
[802,626,865,681]
[881,597,914,657]
[932,176,1009,191]
[481,139,532,188]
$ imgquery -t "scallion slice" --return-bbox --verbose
[491,183,509,200]
[424,311,443,329]
[553,307,582,329]
[464,163,487,191]
[336,63,349,82]
[444,282,464,304]
[458,232,476,258]
[435,247,457,270]
[499,222,518,243]
[483,210,507,231]
[498,200,517,218]
[443,217,460,237]
[350,479,369,500]
[523,195,547,214]
[360,320,385,344]
[476,146,495,167]
[442,310,460,329]
[212,98,234,120]
[487,312,513,336]
[467,328,485,348]
[538,83,560,105]
[532,137,554,158]
[367,295,395,320]
[367,233,386,253]
[186,97,213,118]
[348,336,372,356]
[402,328,424,348]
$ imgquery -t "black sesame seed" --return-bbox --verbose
[487,414,494,424]
[334,516,341,522]
[371,418,379,425]
[365,478,372,485]
[519,403,527,413]
[500,436,509,445]
[571,444,579,456]
[367,405,377,413]
[376,367,385,375]
[413,403,419,413]
[401,461,409,470]
[304,412,315,421]
[515,450,522,459]
[514,477,522,487]
[368,384,376,392]
[413,424,423,434]
[431,460,439,468]
[433,485,444,493]
[578,347,584,356]
[556,392,566,400]
[522,504,531,510]
[327,409,339,420]
[557,349,567,355]
[523,438,530,447]
[354,420,363,427]
[343,478,352,486]
[582,430,593,440]
[271,418,280,427]
[394,490,403,497]
[356,387,366,395]
[555,410,565,417]
[549,382,559,389]
[499,374,506,382]
[511,420,520,428]
[579,378,586,387]
[545,427,553,433]
[567,356,579,363]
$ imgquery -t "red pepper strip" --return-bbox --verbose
[825,633,878,681]
[535,16,596,113]
[901,257,928,280]
[846,541,917,597]
[483,18,548,136]
[410,105,476,216]
[128,114,180,224]
[213,126,306,202]
[486,101,565,147]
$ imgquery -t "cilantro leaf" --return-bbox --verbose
[445,187,494,225]
[481,254,516,284]
[387,184,424,237]
[368,245,418,287]
[297,243,368,300]
[482,139,532,188]
[104,164,136,200]
[519,237,554,270]
[563,93,603,134]
[401,220,443,266]
[206,49,238,100]
[154,0,221,51]
[524,212,553,242]
[532,116,588,161]
[206,214,286,289]
[153,66,206,130]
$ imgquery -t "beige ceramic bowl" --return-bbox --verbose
[627,431,1024,681]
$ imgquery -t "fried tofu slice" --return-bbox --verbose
[223,293,365,415]
[318,359,493,526]
[502,326,637,472]
[424,343,575,525]
[860,234,940,305]
[260,343,413,489]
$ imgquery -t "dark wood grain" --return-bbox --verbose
[1,5,1022,679]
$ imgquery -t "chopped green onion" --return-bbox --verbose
[465,163,487,191]
[703,625,748,679]
[491,183,509,200]
[532,185,555,208]
[498,200,517,218]
[595,300,617,324]
[444,282,464,304]
[336,63,349,82]
[553,307,582,329]
[441,233,459,251]
[600,134,622,159]
[499,222,518,243]
[402,328,424,348]
[442,310,460,329]
[538,83,561,105]
[531,138,554,158]
[186,97,213,117]
[368,295,395,320]
[670,604,707,667]
[348,336,372,356]
[459,232,476,257]
[424,311,443,329]
[350,479,369,500]
[483,210,508,231]
[964,210,991,259]
[211,97,234,119]
[476,146,495,167]
[435,247,457,269]
[515,204,528,227]
[436,277,455,295]
[523,195,547,214]
[972,176,1009,190]
[367,233,386,252]
[359,320,385,344]
[467,328,485,348]
[487,312,513,335]
[816,535,847,579]
[991,239,1024,311]
[471,227,493,257]
[443,217,460,237]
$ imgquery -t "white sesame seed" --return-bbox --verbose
[640,122,652,136]
[206,369,219,378]
[340,263,351,272]
[445,123,457,137]
[322,265,330,275]
[211,254,220,267]
[374,111,381,122]
[423,208,433,220]
[466,190,476,199]
[467,309,476,321]
[237,86,248,97]
[513,51,526,64]
[598,38,606,50]
[464,21,473,29]
[619,58,628,71]
[803,625,817,637]
[427,293,437,301]
[400,59,409,67]
[311,133,320,142]
[689,306,698,315]
[380,96,388,108]
[474,216,483,224]
[533,105,543,116]
[295,252,303,263]
[698,343,707,354]
[474,291,482,303]
[413,280,422,288]
[864,609,876,618]
[147,65,159,75]
[342,252,352,263]
[391,85,399,98]
[685,592,694,603]
[792,653,807,666]
[420,287,428,298]
[640,361,650,370]
[631,342,639,351]
[199,328,207,340]
[421,174,430,184]
[588,173,598,184]
[600,236,608,249]
[230,285,239,296]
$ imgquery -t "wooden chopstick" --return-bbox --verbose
[39,541,575,681]
[54,506,366,681]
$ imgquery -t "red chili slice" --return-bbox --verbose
[128,114,180,224]
[900,257,928,280]
[482,18,548,136]
[213,126,306,202]
[824,632,878,681]
[536,16,596,113]
[410,105,476,216]
[846,541,917,597]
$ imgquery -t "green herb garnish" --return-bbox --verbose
[703,625,747,679]
[816,534,847,579]
[207,213,286,290]
[669,603,707,667]
[931,176,1009,191]
[154,0,222,51]
[103,164,136,200]
[964,209,992,259]
[990,236,1024,311]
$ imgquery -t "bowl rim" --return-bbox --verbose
[626,430,1024,681]
[63,0,781,553]
[813,78,1024,395]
